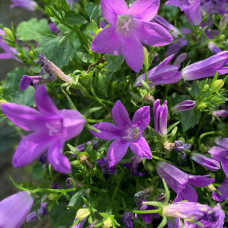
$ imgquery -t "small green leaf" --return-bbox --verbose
[105,55,124,72]
[64,11,88,26]
[68,189,84,208]
[85,3,100,21]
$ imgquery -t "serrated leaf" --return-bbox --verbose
[36,36,75,68]
[68,189,84,207]
[64,11,88,26]
[85,3,100,21]
[77,52,92,63]
[105,55,124,72]
[16,18,50,42]
[94,73,108,97]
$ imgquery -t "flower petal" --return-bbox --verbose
[221,159,228,177]
[59,109,86,141]
[215,137,228,150]
[188,175,215,187]
[89,122,121,140]
[112,100,131,128]
[12,132,51,167]
[35,85,58,115]
[128,0,160,21]
[137,21,173,47]
[100,0,128,24]
[47,139,71,174]
[184,4,201,26]
[130,136,152,159]
[106,139,130,167]
[121,36,144,72]
[132,106,150,131]
[91,25,121,54]
[174,184,198,202]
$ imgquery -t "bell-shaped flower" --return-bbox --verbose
[166,0,201,25]
[153,99,168,137]
[19,75,46,91]
[91,0,173,72]
[135,55,181,87]
[172,100,196,113]
[10,0,37,11]
[208,137,228,177]
[26,202,48,223]
[212,178,228,202]
[90,100,151,167]
[213,110,228,117]
[1,85,86,173]
[0,191,34,228]
[157,162,215,202]
[182,51,228,80]
[192,153,220,171]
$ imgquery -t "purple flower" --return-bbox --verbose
[48,23,60,33]
[213,110,228,117]
[90,100,151,167]
[174,141,189,152]
[201,0,227,15]
[166,0,201,25]
[172,100,196,113]
[0,29,19,61]
[123,156,145,176]
[122,212,133,228]
[191,153,220,171]
[26,202,48,223]
[208,41,221,54]
[1,85,86,173]
[19,75,45,91]
[97,158,117,175]
[208,137,228,177]
[153,99,168,137]
[157,162,215,202]
[0,191,33,228]
[212,178,228,202]
[91,0,173,72]
[135,55,181,87]
[10,0,37,11]
[182,51,228,80]
[75,140,98,152]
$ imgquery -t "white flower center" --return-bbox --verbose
[123,126,140,141]
[46,120,63,136]
[117,14,134,37]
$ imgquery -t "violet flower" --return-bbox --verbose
[157,162,215,202]
[19,75,45,91]
[0,191,33,228]
[0,29,19,61]
[91,0,173,72]
[208,41,221,54]
[166,0,201,25]
[213,110,228,117]
[172,100,196,113]
[153,99,168,137]
[75,140,98,152]
[135,55,181,87]
[191,153,220,171]
[97,158,117,175]
[26,202,48,223]
[90,100,151,167]
[48,23,60,33]
[123,156,145,176]
[10,0,37,11]
[212,178,228,202]
[182,51,228,80]
[122,212,133,228]
[1,85,86,173]
[208,137,228,177]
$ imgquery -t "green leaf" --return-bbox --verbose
[68,189,84,208]
[63,11,88,26]
[16,18,50,42]
[85,3,100,21]
[76,52,92,63]
[167,121,180,134]
[105,55,124,72]
[2,68,35,106]
[188,81,201,99]
[179,109,201,132]
[94,73,109,97]
[36,36,75,68]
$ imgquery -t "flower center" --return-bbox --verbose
[46,118,63,136]
[123,126,140,141]
[116,14,134,37]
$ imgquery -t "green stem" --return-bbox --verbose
[132,209,162,214]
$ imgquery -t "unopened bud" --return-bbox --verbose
[143,47,149,69]
[197,102,207,110]
[208,41,221,54]
[201,84,209,92]
[76,208,91,221]
[219,14,228,30]
[3,27,15,42]
[103,218,112,228]
[207,184,216,192]
[0,99,8,105]
[212,80,224,92]
[173,53,187,66]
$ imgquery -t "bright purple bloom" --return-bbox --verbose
[166,0,201,25]
[153,99,168,137]
[173,100,196,113]
[208,41,221,54]
[0,191,33,228]
[90,100,151,167]
[191,153,220,171]
[1,85,86,173]
[157,162,215,202]
[208,137,228,177]
[91,0,173,72]
[48,23,60,33]
[213,110,228,117]
[10,0,37,11]
[97,158,117,175]
[0,29,19,61]
[19,75,45,91]
[122,212,133,228]
[135,55,181,87]
[182,51,228,80]
[123,156,145,176]
[75,140,98,152]
[212,178,228,202]
[26,202,48,223]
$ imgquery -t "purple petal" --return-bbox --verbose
[0,192,33,228]
[12,132,51,167]
[212,178,228,202]
[166,0,192,11]
[213,110,228,117]
[59,109,86,141]
[188,175,215,187]
[130,136,152,159]
[208,146,225,157]
[137,21,173,47]
[221,159,228,177]
[121,36,144,72]
[47,139,71,173]
[0,53,14,59]
[128,0,160,21]
[106,139,130,167]
[215,137,228,150]
[89,122,120,140]
[112,100,131,128]
[184,4,202,26]
[132,106,150,131]
[35,85,58,115]
[100,0,128,24]
[175,184,198,202]
[91,25,121,54]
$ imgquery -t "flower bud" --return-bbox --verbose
[143,47,149,70]
[211,80,224,92]
[197,102,207,110]
[173,53,187,66]
[173,100,196,113]
[76,208,91,221]
[3,27,15,42]
[103,217,112,228]
[208,41,221,54]
[213,110,228,117]
[202,84,209,92]
[219,14,228,30]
